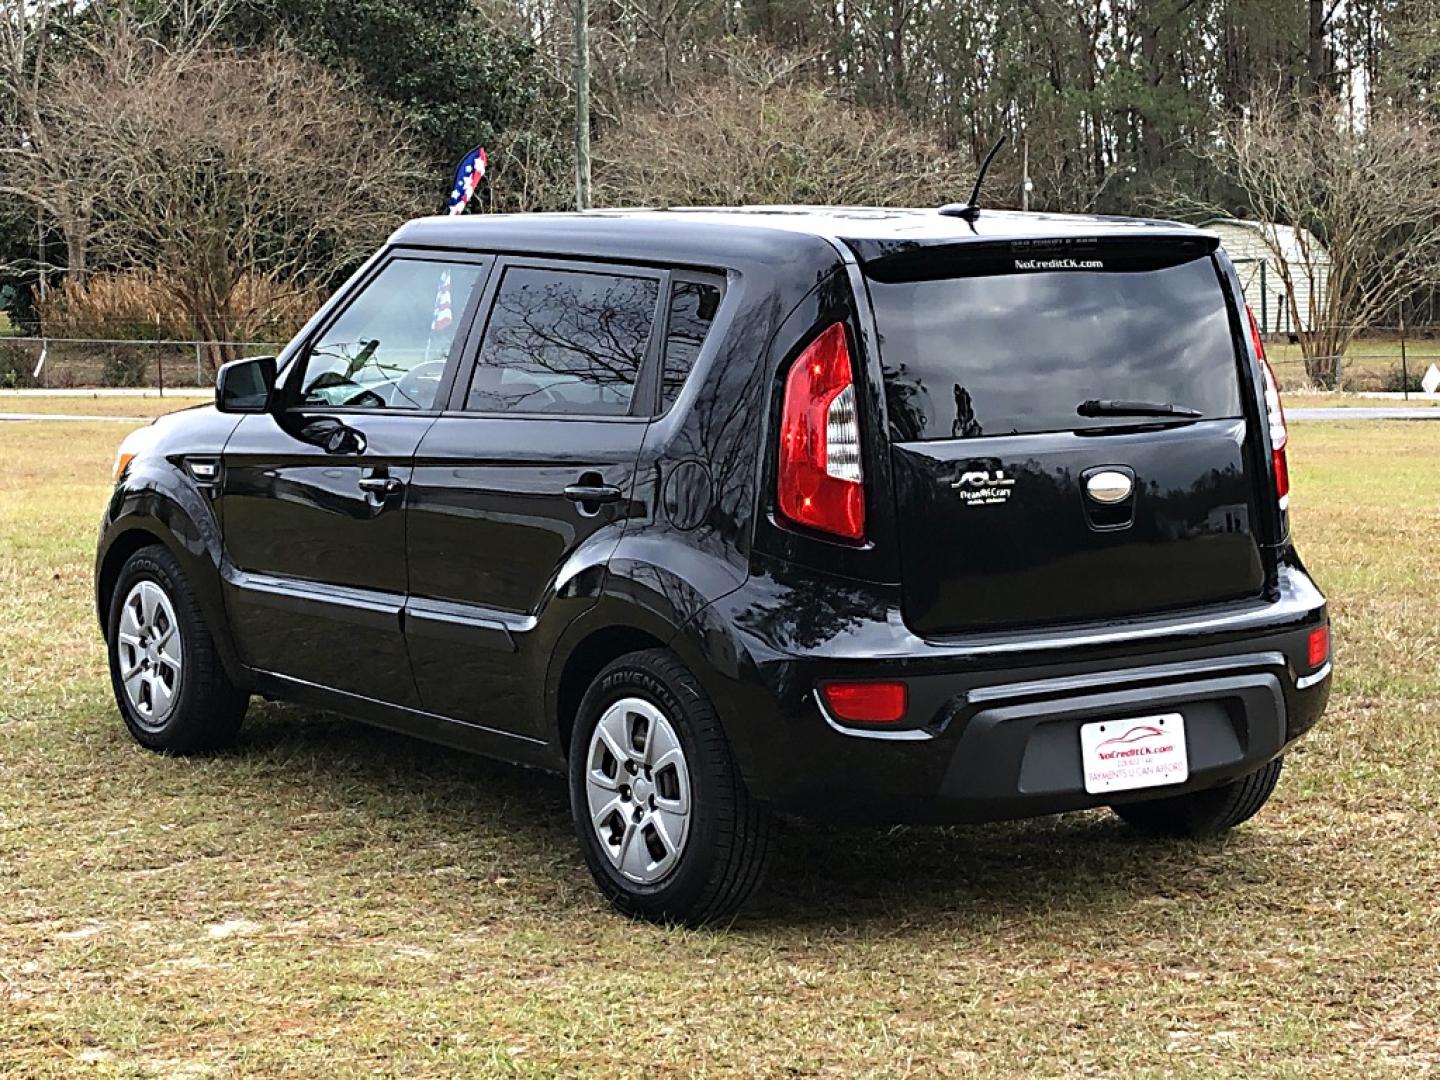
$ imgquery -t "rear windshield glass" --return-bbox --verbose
[868,256,1243,441]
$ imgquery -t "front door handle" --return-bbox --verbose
[564,483,623,505]
[358,476,404,495]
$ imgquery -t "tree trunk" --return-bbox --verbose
[1308,0,1329,97]
[63,226,87,286]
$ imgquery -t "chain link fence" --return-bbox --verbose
[1260,325,1439,393]
[0,337,284,391]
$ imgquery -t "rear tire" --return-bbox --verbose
[1112,757,1284,838]
[106,545,248,754]
[568,648,771,925]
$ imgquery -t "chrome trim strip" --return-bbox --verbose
[927,569,1325,658]
[813,691,934,742]
[253,669,548,746]
[966,651,1288,706]
[1295,662,1331,690]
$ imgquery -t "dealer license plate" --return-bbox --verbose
[1079,713,1189,795]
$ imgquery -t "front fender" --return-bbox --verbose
[95,458,247,685]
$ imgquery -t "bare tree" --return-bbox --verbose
[1205,91,1440,387]
[593,74,966,208]
[0,0,236,282]
[0,3,429,366]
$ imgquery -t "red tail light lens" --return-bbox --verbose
[821,681,908,724]
[1248,305,1289,507]
[777,322,865,541]
[1307,625,1330,669]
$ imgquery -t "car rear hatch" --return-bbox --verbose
[862,235,1269,637]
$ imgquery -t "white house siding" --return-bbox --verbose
[1204,219,1331,335]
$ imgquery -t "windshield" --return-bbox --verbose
[867,255,1243,441]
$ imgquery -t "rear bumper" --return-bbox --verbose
[675,561,1330,824]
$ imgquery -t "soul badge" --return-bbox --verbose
[951,468,1015,507]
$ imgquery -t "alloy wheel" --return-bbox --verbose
[584,696,692,884]
[115,580,183,730]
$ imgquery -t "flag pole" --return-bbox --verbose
[574,0,592,211]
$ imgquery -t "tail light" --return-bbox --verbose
[1307,625,1330,670]
[1247,305,1289,509]
[821,681,907,724]
[777,322,865,541]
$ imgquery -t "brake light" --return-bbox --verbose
[1307,625,1330,669]
[821,681,907,724]
[1247,305,1289,508]
[777,322,865,541]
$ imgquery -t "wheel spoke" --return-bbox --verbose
[652,760,690,817]
[138,583,160,629]
[587,764,620,792]
[150,671,175,710]
[618,819,649,879]
[594,722,630,773]
[630,709,656,766]
[645,816,681,876]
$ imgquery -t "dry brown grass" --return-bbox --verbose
[0,419,1437,1077]
[0,394,204,419]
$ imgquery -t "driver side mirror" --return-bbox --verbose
[216,355,277,414]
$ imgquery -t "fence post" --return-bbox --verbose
[195,339,204,386]
[157,349,165,398]
[1259,262,1268,332]
[1399,312,1409,402]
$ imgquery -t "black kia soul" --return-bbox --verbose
[96,206,1331,923]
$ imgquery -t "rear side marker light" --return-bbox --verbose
[820,681,908,724]
[777,322,865,541]
[1247,305,1290,510]
[1307,625,1330,670]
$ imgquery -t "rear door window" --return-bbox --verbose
[661,279,723,410]
[867,255,1242,441]
[466,265,660,416]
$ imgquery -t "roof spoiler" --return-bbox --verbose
[859,233,1221,283]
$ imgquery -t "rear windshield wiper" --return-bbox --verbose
[1077,399,1203,420]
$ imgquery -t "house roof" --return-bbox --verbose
[1202,218,1330,264]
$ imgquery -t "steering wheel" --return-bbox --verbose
[395,360,448,409]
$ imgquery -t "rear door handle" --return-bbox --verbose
[358,476,404,495]
[563,483,623,504]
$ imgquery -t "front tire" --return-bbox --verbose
[1111,757,1284,838]
[568,648,771,925]
[106,545,247,754]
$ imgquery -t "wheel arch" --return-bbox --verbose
[549,620,671,760]
[96,484,247,686]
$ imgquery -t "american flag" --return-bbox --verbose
[432,145,488,336]
[447,145,488,216]
[431,274,454,332]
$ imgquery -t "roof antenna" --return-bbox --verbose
[940,134,1007,221]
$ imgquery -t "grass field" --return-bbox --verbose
[0,394,207,419]
[1,418,1438,1077]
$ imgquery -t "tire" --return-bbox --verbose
[106,544,248,754]
[568,648,771,925]
[1111,757,1284,839]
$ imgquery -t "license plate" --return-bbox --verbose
[1079,713,1189,795]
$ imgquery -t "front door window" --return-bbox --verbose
[298,259,484,410]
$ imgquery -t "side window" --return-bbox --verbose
[297,258,484,410]
[466,266,659,416]
[661,280,723,410]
